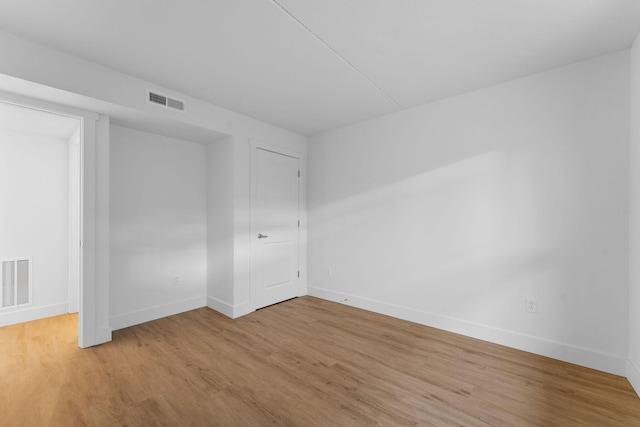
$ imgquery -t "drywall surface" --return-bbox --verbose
[207,136,234,316]
[0,29,308,322]
[629,34,640,394]
[0,129,69,325]
[110,125,207,329]
[308,51,630,374]
[0,29,304,149]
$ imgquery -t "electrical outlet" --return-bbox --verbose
[173,276,180,286]
[324,267,332,277]
[525,298,538,314]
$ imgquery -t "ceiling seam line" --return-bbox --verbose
[270,0,403,109]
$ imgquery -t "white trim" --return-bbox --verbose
[249,139,305,311]
[207,296,234,318]
[308,286,627,376]
[0,302,68,327]
[298,151,308,298]
[94,326,113,345]
[206,297,255,319]
[233,300,254,318]
[110,296,207,331]
[0,90,98,121]
[79,116,96,347]
[249,139,304,160]
[92,116,111,345]
[627,360,640,398]
[68,128,81,315]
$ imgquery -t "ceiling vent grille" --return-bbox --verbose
[166,97,184,111]
[148,91,185,112]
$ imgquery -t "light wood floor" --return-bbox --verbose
[1,297,639,426]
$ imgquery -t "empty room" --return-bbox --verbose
[2,0,640,425]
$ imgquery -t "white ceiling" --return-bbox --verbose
[0,0,639,136]
[0,101,79,139]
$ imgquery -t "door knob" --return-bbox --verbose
[258,233,268,239]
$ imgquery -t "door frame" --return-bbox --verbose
[249,139,306,311]
[0,90,110,348]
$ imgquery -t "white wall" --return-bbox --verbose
[0,29,305,149]
[0,30,307,331]
[109,125,208,329]
[308,51,630,375]
[206,136,235,316]
[0,128,70,325]
[628,35,640,393]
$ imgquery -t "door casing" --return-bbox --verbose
[0,90,110,348]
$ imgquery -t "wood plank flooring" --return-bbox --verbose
[1,296,639,426]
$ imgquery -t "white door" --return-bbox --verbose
[254,148,300,309]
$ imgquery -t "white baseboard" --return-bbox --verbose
[0,302,69,327]
[207,296,234,318]
[233,301,254,318]
[110,296,206,331]
[627,360,640,397]
[80,326,113,348]
[94,326,112,346]
[206,297,254,319]
[308,286,626,376]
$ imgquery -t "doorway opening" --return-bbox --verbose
[0,101,82,341]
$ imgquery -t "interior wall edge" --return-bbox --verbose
[94,326,112,346]
[627,31,640,398]
[232,301,254,319]
[627,360,640,397]
[308,286,627,376]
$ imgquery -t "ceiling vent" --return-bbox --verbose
[147,90,185,112]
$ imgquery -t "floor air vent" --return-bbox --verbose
[2,258,31,309]
[148,91,185,112]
